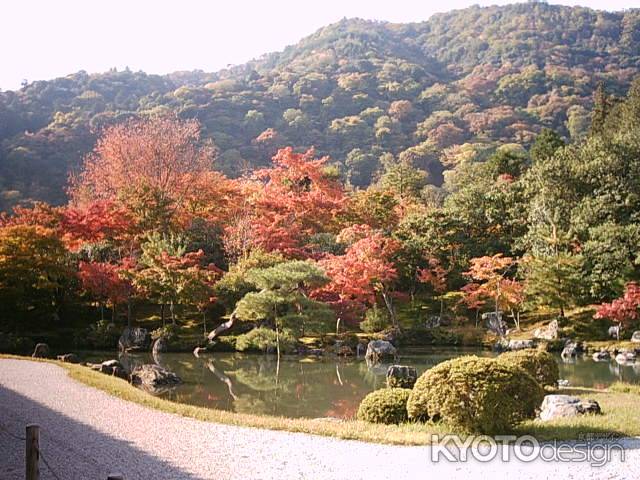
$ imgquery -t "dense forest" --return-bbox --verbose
[1,2,640,210]
[2,72,640,350]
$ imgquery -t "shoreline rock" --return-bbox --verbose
[539,395,601,421]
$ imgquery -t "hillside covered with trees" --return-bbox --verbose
[1,2,639,210]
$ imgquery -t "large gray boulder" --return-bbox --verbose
[32,343,50,358]
[507,339,536,351]
[533,319,559,340]
[608,325,622,340]
[118,327,151,352]
[386,365,417,389]
[57,353,80,364]
[131,364,182,393]
[539,395,601,421]
[631,331,640,343]
[561,340,579,359]
[592,350,611,361]
[364,340,397,364]
[615,351,637,364]
[425,315,441,329]
[482,311,507,336]
[88,359,128,380]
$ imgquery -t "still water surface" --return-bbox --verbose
[88,348,640,419]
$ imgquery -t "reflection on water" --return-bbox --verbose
[86,348,640,419]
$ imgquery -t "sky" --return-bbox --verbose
[1,0,635,91]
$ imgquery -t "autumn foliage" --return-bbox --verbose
[594,282,640,328]
[461,254,524,321]
[314,225,399,322]
[69,115,215,205]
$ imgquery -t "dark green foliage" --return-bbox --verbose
[235,327,297,353]
[357,388,411,424]
[497,349,560,388]
[407,356,544,434]
[0,333,35,354]
[83,320,120,349]
[530,129,565,163]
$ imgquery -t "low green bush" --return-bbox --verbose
[151,324,178,341]
[497,349,559,388]
[359,305,390,333]
[83,320,120,349]
[407,356,544,434]
[235,327,296,353]
[357,388,411,424]
[0,333,34,354]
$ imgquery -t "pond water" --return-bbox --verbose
[86,348,640,419]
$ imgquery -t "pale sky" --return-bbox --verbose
[1,0,635,91]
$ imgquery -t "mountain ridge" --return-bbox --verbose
[1,2,639,209]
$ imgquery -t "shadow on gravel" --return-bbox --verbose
[0,385,203,480]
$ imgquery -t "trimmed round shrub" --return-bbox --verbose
[407,356,544,434]
[497,349,560,388]
[357,388,411,424]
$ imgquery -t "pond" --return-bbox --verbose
[86,348,640,419]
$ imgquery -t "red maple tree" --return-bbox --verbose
[313,225,399,326]
[594,282,640,332]
[78,260,133,321]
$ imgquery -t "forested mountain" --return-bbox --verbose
[1,2,639,210]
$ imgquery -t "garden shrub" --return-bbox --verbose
[357,388,411,424]
[151,324,178,341]
[235,327,296,353]
[497,349,559,388]
[360,305,390,333]
[0,333,34,354]
[84,320,120,349]
[407,356,544,434]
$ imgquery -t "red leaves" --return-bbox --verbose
[417,257,448,294]
[61,200,133,251]
[242,147,346,257]
[69,115,214,207]
[594,282,640,326]
[78,261,133,307]
[313,226,399,321]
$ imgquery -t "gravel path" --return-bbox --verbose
[0,358,638,480]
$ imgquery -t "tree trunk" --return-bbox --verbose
[160,304,166,326]
[207,313,237,342]
[100,304,105,321]
[127,299,132,328]
[206,359,238,400]
[111,305,116,323]
[511,309,521,331]
[336,317,341,335]
[381,291,398,329]
[170,301,176,325]
[275,322,281,382]
[202,311,207,337]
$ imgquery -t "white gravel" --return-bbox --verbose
[0,358,638,480]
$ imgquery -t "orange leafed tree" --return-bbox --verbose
[313,225,399,327]
[236,147,346,258]
[61,200,133,251]
[78,261,133,322]
[461,253,524,329]
[417,257,448,316]
[68,114,216,230]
